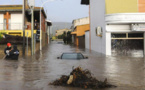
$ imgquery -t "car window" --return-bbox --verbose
[61,53,84,59]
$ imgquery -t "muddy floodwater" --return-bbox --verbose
[0,41,144,90]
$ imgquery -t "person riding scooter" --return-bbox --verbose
[4,43,12,59]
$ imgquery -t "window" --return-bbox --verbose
[111,33,143,40]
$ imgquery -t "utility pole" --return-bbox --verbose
[40,8,42,50]
[28,0,35,55]
[31,6,34,55]
[22,0,26,56]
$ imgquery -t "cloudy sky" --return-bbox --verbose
[0,0,89,22]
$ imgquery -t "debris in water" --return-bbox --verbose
[49,67,116,89]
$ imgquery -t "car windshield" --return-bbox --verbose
[61,53,84,59]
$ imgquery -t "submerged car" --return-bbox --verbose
[57,53,88,60]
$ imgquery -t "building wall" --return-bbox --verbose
[106,24,131,32]
[41,12,48,47]
[76,24,90,36]
[85,31,89,49]
[105,0,137,14]
[0,13,23,30]
[11,13,23,30]
[41,13,46,32]
[47,26,52,44]
[0,14,3,30]
[42,31,45,47]
[90,0,106,54]
[71,24,89,47]
[106,0,145,14]
[73,17,89,28]
[78,36,85,48]
[89,0,145,55]
[138,0,145,12]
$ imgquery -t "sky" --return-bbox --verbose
[0,0,89,22]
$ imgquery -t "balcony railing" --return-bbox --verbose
[0,22,40,30]
[0,23,22,30]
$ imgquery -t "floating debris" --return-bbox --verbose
[49,67,116,89]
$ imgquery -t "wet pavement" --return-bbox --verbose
[0,41,144,90]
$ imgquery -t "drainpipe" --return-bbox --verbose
[31,6,34,55]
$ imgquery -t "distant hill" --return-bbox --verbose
[51,22,72,36]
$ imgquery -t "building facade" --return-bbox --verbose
[0,3,51,47]
[71,17,90,48]
[82,0,145,55]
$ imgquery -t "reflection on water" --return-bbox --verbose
[105,56,144,87]
[0,41,144,90]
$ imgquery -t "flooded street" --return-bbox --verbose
[0,41,144,90]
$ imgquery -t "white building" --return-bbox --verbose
[81,0,145,56]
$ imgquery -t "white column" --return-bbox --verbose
[106,32,111,55]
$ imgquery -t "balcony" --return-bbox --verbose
[0,23,37,37]
[0,22,40,30]
[0,23,22,30]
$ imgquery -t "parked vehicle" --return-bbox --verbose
[57,53,88,60]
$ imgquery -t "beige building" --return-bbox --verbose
[72,17,89,29]
[71,17,90,48]
[55,28,71,36]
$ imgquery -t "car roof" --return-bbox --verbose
[60,53,85,60]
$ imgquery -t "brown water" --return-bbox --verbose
[0,41,144,90]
